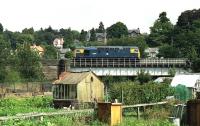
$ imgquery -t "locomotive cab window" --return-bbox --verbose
[84,50,90,56]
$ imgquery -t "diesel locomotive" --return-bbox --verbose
[74,46,140,59]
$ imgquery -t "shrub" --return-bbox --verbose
[109,81,174,105]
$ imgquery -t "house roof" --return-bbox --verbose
[30,45,44,52]
[53,71,91,85]
[171,73,200,87]
[96,33,106,38]
[128,29,140,34]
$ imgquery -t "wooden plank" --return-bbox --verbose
[122,101,167,109]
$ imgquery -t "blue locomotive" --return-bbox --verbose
[74,46,140,59]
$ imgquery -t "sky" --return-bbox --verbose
[0,0,200,33]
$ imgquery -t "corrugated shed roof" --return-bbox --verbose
[154,77,172,83]
[53,72,90,85]
[171,74,200,87]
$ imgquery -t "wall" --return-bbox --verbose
[77,73,104,102]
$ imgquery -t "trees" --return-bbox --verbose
[157,44,180,58]
[16,43,44,81]
[147,12,174,47]
[64,51,73,59]
[4,70,21,92]
[191,58,200,72]
[96,21,105,33]
[176,9,200,29]
[43,45,58,59]
[89,28,96,41]
[106,22,128,38]
[0,35,10,82]
[22,27,34,34]
[136,69,151,84]
[0,23,3,33]
[79,29,87,41]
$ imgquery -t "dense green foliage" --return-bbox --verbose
[43,45,58,59]
[106,22,128,38]
[97,21,105,33]
[109,82,174,105]
[0,23,3,33]
[136,69,152,84]
[64,51,74,59]
[17,43,44,81]
[147,12,173,47]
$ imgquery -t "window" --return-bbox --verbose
[91,77,94,82]
[84,50,90,56]
[53,85,77,99]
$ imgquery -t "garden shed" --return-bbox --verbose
[52,71,104,108]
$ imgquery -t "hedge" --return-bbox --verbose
[109,81,174,105]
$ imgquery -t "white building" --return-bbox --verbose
[144,48,159,58]
[53,38,64,49]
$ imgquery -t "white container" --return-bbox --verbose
[169,117,180,126]
[172,118,180,126]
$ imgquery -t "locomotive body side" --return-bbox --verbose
[74,46,140,59]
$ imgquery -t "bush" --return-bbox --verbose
[64,51,73,59]
[109,81,174,105]
[136,69,152,84]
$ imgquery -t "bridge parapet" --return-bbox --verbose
[71,58,190,68]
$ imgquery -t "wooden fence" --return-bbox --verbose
[0,109,94,121]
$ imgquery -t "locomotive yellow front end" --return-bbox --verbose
[74,48,85,57]
[130,47,140,59]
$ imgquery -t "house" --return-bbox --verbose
[95,32,107,44]
[144,48,159,58]
[53,38,64,49]
[30,44,44,56]
[86,31,91,42]
[52,71,104,108]
[86,31,107,44]
[128,28,140,37]
[171,73,200,99]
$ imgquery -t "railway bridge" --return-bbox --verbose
[67,58,190,76]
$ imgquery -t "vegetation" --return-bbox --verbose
[147,12,173,47]
[0,92,174,126]
[0,96,54,116]
[65,51,74,59]
[109,81,174,105]
[106,22,128,38]
[0,116,173,126]
[136,69,152,84]
[43,45,58,59]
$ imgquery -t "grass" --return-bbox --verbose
[0,115,174,126]
[0,96,58,116]
[120,117,173,126]
[0,97,174,126]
